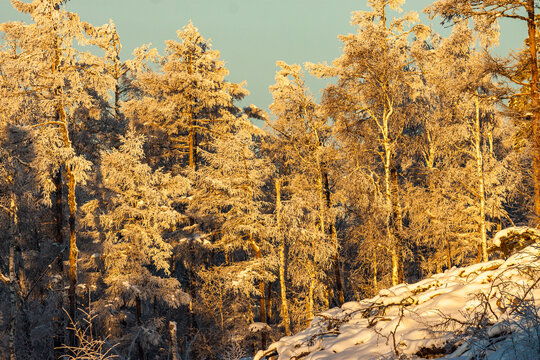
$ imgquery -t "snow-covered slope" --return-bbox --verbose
[256,245,540,360]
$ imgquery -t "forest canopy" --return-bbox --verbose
[0,0,538,359]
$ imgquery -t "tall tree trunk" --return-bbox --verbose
[8,194,18,360]
[67,167,77,346]
[474,97,488,262]
[445,235,452,270]
[258,280,267,349]
[54,169,63,247]
[307,273,315,323]
[391,169,404,283]
[527,0,540,226]
[248,236,266,349]
[169,321,179,360]
[54,103,79,347]
[276,179,291,336]
[383,138,400,286]
[266,283,272,324]
[323,171,344,306]
[372,248,378,293]
[53,168,66,357]
[136,295,144,360]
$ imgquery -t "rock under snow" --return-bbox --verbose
[491,226,540,256]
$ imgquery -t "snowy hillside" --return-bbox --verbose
[255,245,540,360]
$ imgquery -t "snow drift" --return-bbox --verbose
[256,244,540,360]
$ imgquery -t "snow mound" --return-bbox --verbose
[491,227,540,256]
[255,245,540,360]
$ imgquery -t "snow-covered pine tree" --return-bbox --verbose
[0,0,113,346]
[188,111,274,350]
[122,21,248,172]
[80,132,189,357]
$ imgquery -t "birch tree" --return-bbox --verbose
[426,0,540,225]
[268,61,340,324]
[309,0,427,286]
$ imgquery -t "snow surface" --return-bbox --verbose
[255,245,540,360]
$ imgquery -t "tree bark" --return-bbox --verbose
[383,136,400,286]
[372,248,378,293]
[276,179,291,336]
[8,194,18,360]
[307,274,315,323]
[136,295,144,360]
[323,171,344,306]
[474,97,488,262]
[248,236,267,349]
[391,169,404,283]
[54,169,63,247]
[266,283,272,324]
[59,122,78,347]
[169,321,179,360]
[445,236,452,270]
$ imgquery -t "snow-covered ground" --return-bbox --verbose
[256,244,540,360]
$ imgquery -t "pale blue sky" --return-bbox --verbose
[0,0,525,115]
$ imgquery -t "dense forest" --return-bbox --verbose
[0,0,538,359]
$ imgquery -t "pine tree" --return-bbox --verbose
[80,132,189,356]
[122,21,248,172]
[188,112,274,349]
[0,0,112,346]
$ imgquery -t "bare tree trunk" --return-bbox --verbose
[307,272,315,324]
[266,283,273,324]
[258,281,267,349]
[54,169,63,247]
[372,248,378,293]
[54,104,79,347]
[169,321,179,360]
[8,194,17,360]
[445,236,452,270]
[53,167,66,356]
[383,140,400,286]
[527,0,540,226]
[276,179,291,335]
[474,97,488,262]
[391,169,404,283]
[323,171,344,306]
[248,235,266,349]
[136,295,144,360]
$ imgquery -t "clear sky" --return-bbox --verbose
[0,0,525,117]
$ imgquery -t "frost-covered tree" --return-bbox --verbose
[122,21,248,172]
[426,0,540,226]
[188,113,274,350]
[410,23,512,266]
[309,0,428,286]
[0,0,113,345]
[80,132,189,357]
[267,61,340,326]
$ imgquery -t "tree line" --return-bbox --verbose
[0,0,537,359]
